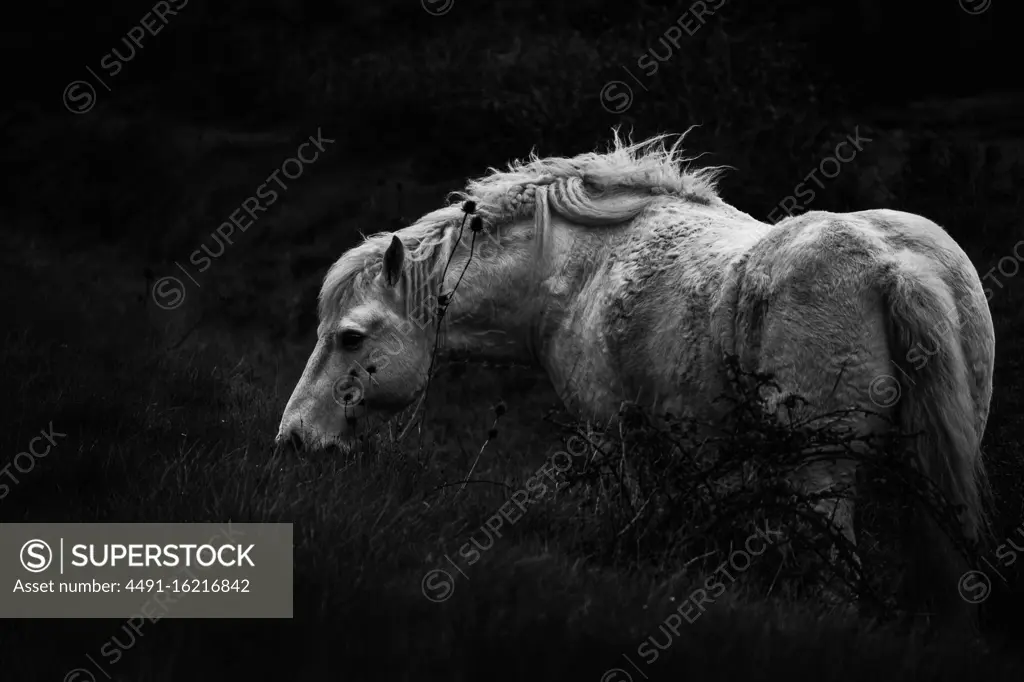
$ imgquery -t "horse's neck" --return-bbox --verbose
[439,222,549,365]
[438,215,629,419]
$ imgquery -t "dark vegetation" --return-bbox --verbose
[2,0,1023,679]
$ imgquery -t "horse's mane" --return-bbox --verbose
[318,127,725,322]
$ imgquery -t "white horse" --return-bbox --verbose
[277,130,994,625]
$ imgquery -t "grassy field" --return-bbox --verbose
[4,2,1024,679]
[2,116,1024,680]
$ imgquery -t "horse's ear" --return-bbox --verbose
[382,235,405,287]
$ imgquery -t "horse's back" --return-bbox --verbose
[723,207,993,434]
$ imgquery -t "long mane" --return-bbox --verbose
[318,127,725,322]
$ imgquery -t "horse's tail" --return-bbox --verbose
[878,261,992,621]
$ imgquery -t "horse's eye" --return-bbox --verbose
[339,330,364,352]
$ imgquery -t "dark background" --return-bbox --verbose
[2,0,1023,680]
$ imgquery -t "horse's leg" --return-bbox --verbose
[794,458,859,551]
[762,390,870,616]
[791,456,862,608]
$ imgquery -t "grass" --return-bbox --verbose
[3,202,1024,680]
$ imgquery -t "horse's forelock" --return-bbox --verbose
[317,214,458,322]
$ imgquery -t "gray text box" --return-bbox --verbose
[0,523,292,618]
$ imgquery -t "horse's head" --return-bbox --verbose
[276,235,437,452]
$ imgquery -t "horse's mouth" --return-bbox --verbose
[323,441,348,456]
